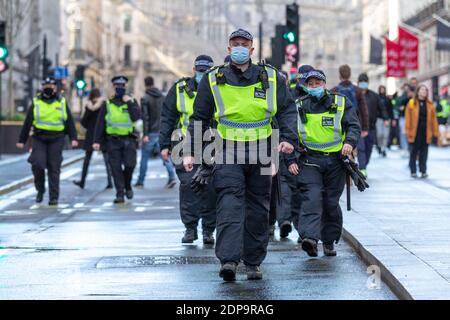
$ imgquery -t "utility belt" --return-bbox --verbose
[107,134,135,140]
[305,149,341,158]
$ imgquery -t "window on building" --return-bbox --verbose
[124,14,132,33]
[124,45,132,67]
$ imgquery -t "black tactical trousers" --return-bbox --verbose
[79,150,113,187]
[106,136,137,197]
[176,164,217,232]
[297,154,346,244]
[214,163,272,266]
[269,170,301,231]
[29,135,65,201]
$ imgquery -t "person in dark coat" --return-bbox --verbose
[73,88,113,189]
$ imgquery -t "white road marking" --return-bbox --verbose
[0,167,80,214]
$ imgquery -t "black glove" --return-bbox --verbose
[191,164,215,194]
[343,158,370,192]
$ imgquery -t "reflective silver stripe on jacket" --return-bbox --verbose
[177,81,190,129]
[34,99,65,127]
[210,67,275,129]
[298,95,345,149]
[106,100,133,128]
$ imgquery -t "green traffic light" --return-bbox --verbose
[76,80,86,90]
[283,32,296,43]
[0,46,8,60]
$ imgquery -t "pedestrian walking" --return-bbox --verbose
[93,76,141,204]
[17,77,78,206]
[73,88,113,190]
[398,84,416,156]
[356,73,389,177]
[289,69,361,257]
[333,65,369,140]
[184,29,297,281]
[135,76,177,189]
[405,85,439,178]
[159,55,217,245]
[377,85,393,157]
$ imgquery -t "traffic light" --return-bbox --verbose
[24,77,34,102]
[271,24,287,70]
[285,3,300,63]
[0,20,9,68]
[43,58,53,78]
[75,65,87,96]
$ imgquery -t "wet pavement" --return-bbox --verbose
[0,154,396,300]
[0,150,83,188]
[345,146,450,299]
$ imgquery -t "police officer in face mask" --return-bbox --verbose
[288,69,361,257]
[17,77,78,206]
[93,76,141,204]
[159,55,217,245]
[184,30,298,281]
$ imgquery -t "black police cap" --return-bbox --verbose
[229,29,253,42]
[195,55,214,72]
[112,76,129,85]
[41,77,56,85]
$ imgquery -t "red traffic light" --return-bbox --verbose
[0,60,9,73]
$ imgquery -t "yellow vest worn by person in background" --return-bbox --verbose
[33,97,68,132]
[105,100,134,136]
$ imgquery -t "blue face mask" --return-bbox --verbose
[115,87,126,97]
[195,72,204,84]
[230,46,250,65]
[308,86,325,98]
[359,82,369,90]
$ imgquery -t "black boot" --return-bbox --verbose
[219,262,237,282]
[279,221,292,238]
[203,230,215,245]
[48,199,58,206]
[246,265,263,280]
[323,242,337,257]
[125,189,134,200]
[36,191,44,204]
[182,228,198,243]
[301,238,319,257]
[114,194,125,204]
[73,180,85,189]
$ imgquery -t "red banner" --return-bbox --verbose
[386,38,405,78]
[399,26,419,70]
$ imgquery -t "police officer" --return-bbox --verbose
[184,29,298,281]
[93,76,141,204]
[17,77,78,206]
[288,69,361,257]
[290,65,314,99]
[160,55,217,245]
[270,65,315,240]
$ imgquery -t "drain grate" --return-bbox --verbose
[96,255,220,269]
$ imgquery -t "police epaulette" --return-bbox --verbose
[257,62,278,71]
[175,77,190,85]
[206,64,227,74]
